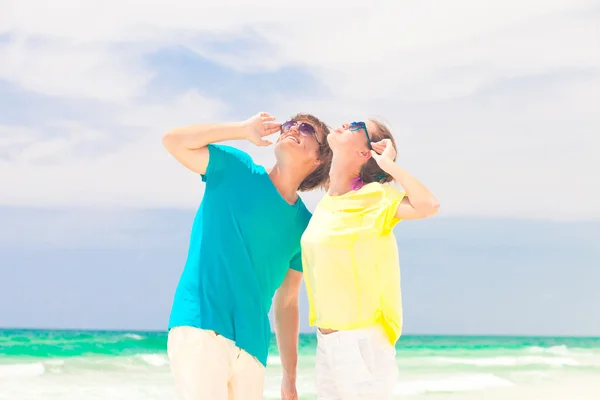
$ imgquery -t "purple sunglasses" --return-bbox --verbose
[281,120,321,145]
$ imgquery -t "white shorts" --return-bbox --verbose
[167,326,265,400]
[315,325,398,400]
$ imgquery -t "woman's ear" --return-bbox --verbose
[358,149,371,159]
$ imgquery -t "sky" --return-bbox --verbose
[2,210,599,335]
[1,1,599,334]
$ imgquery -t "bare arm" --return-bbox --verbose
[371,140,440,220]
[385,163,440,219]
[273,269,302,399]
[161,112,280,174]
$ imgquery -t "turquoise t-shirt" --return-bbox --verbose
[168,144,312,366]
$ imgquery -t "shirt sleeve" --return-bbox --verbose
[379,183,406,234]
[200,144,255,183]
[289,251,303,273]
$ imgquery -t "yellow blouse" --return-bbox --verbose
[301,182,406,345]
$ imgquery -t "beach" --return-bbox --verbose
[1,330,599,399]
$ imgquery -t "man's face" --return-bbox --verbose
[275,118,324,168]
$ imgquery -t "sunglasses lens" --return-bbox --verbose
[298,123,316,137]
[350,122,365,131]
[281,121,319,143]
[281,121,295,132]
[350,122,371,148]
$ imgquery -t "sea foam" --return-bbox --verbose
[137,354,169,367]
[527,345,571,355]
[0,363,45,379]
[123,333,144,340]
[395,373,514,396]
[264,373,514,398]
[267,355,282,365]
[433,356,581,367]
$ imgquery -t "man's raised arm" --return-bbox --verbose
[162,112,280,174]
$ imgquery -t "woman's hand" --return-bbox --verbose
[370,139,396,171]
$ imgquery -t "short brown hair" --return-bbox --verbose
[359,118,396,184]
[290,113,333,192]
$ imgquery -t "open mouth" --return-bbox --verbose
[285,136,300,144]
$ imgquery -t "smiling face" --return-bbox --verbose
[275,118,323,160]
[274,113,332,191]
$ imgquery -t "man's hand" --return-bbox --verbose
[243,112,281,147]
[281,375,298,400]
[274,269,302,400]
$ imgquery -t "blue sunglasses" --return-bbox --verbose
[349,121,371,149]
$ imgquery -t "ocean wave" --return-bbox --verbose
[527,345,570,355]
[0,363,45,379]
[264,373,514,398]
[64,353,171,369]
[513,370,549,378]
[124,334,144,340]
[525,345,600,360]
[509,369,552,384]
[0,331,167,359]
[433,356,581,367]
[44,359,65,367]
[395,373,514,396]
[395,373,513,396]
[137,354,169,367]
[267,355,281,365]
[0,354,171,374]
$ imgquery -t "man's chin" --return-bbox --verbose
[275,139,298,150]
[274,142,303,162]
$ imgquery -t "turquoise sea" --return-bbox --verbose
[1,330,599,399]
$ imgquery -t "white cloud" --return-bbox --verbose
[0,0,598,219]
[118,90,227,131]
[0,36,153,102]
[0,125,37,148]
[0,90,227,206]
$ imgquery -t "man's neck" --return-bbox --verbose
[328,159,360,197]
[268,164,304,205]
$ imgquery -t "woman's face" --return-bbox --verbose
[327,120,375,156]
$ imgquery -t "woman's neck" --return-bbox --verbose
[327,159,360,197]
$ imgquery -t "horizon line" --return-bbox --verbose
[1,327,598,339]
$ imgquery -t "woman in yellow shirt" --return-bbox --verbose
[301,119,439,400]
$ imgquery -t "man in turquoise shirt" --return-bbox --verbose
[162,111,332,400]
